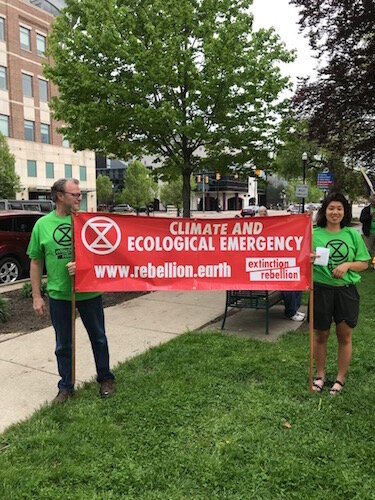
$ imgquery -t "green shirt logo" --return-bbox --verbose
[53,224,71,247]
[326,239,349,273]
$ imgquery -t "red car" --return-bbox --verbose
[0,211,43,284]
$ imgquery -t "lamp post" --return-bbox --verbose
[216,172,221,211]
[302,152,308,213]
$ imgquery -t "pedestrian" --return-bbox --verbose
[257,205,268,216]
[359,193,375,266]
[27,178,115,404]
[257,206,305,321]
[311,192,369,395]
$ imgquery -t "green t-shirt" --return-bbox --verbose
[27,211,101,301]
[370,206,375,234]
[313,226,370,286]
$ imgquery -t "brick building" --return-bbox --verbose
[0,0,96,210]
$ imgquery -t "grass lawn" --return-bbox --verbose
[1,273,375,499]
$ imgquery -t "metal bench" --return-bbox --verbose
[221,290,284,335]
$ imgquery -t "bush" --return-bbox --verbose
[21,281,47,299]
[0,297,9,323]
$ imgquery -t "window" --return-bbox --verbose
[46,162,54,179]
[13,215,40,233]
[0,114,9,136]
[19,26,31,51]
[39,79,48,101]
[0,218,12,231]
[0,66,7,90]
[79,165,87,181]
[27,160,37,177]
[24,120,35,141]
[65,164,72,178]
[62,136,70,148]
[41,123,50,144]
[36,34,46,56]
[22,73,33,97]
[80,193,87,211]
[0,18,5,42]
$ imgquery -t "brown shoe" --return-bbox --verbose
[100,378,115,398]
[52,390,74,404]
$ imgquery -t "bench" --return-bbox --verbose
[221,290,284,335]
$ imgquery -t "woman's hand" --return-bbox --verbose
[332,262,350,278]
[310,252,316,264]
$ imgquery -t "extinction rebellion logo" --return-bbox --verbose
[326,239,349,273]
[81,216,121,255]
[53,224,72,247]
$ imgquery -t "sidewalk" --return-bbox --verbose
[0,290,305,433]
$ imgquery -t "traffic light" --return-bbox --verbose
[197,174,201,183]
[216,172,221,180]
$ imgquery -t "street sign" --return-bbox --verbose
[317,172,334,190]
[295,184,308,197]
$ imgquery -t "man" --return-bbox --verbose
[257,206,305,322]
[28,178,115,403]
[360,194,375,266]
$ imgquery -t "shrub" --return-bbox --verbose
[0,297,9,323]
[21,281,47,299]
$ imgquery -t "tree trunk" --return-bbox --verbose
[182,168,191,218]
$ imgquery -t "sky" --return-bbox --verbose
[251,0,318,89]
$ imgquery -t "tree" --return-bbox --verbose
[119,161,156,214]
[0,133,20,199]
[160,176,196,215]
[271,119,364,200]
[96,174,113,205]
[285,179,322,205]
[45,0,294,216]
[291,0,375,165]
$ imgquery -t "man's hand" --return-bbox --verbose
[33,297,46,316]
[66,261,76,276]
[332,262,350,279]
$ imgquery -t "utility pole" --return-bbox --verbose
[302,152,307,213]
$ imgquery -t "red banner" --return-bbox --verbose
[73,213,311,292]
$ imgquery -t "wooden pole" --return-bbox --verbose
[360,168,375,195]
[309,213,314,393]
[71,216,76,387]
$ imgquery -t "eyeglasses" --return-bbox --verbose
[62,191,82,199]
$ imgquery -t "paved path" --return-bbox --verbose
[0,290,306,434]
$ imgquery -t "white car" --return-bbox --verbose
[112,204,134,213]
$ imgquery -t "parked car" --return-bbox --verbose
[240,205,259,217]
[0,199,54,213]
[290,204,302,214]
[0,211,43,284]
[112,204,134,213]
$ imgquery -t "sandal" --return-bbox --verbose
[330,379,345,396]
[312,377,325,393]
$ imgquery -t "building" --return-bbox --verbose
[0,0,96,210]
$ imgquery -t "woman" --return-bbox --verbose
[312,193,370,395]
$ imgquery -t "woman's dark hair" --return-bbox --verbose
[316,192,351,228]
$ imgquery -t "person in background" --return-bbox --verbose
[312,192,369,395]
[257,205,268,216]
[27,178,115,404]
[257,205,305,322]
[359,194,375,267]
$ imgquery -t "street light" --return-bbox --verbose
[302,152,308,213]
